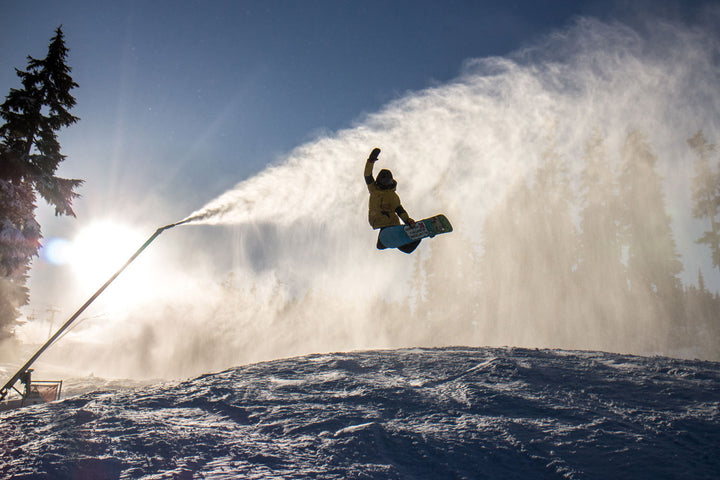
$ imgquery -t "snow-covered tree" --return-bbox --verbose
[619,131,682,298]
[576,131,629,350]
[479,143,578,348]
[0,26,83,339]
[618,131,683,351]
[578,132,624,282]
[688,130,720,270]
[523,147,579,346]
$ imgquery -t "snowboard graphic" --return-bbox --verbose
[378,214,453,248]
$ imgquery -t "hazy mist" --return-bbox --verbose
[18,13,720,380]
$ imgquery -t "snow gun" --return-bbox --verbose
[0,219,192,404]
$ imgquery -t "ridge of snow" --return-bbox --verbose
[1,346,719,479]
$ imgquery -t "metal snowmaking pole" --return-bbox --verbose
[0,219,192,402]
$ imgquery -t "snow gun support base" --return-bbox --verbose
[0,220,189,405]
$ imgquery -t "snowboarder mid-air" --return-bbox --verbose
[364,147,421,254]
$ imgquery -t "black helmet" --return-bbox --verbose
[376,169,396,189]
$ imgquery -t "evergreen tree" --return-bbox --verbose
[576,131,628,350]
[479,178,533,346]
[682,269,720,360]
[523,147,579,347]
[688,130,720,269]
[619,131,683,297]
[479,145,578,349]
[618,131,683,351]
[578,132,624,278]
[0,27,82,339]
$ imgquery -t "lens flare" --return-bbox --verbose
[40,238,73,265]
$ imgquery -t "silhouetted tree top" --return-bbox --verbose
[0,26,82,339]
[0,26,82,216]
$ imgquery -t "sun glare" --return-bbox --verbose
[71,222,144,281]
[66,221,159,304]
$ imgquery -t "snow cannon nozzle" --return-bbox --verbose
[158,218,192,232]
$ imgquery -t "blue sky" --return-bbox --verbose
[1,0,709,224]
[2,0,627,220]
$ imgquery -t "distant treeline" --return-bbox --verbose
[404,129,720,360]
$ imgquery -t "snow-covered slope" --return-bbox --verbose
[1,347,719,479]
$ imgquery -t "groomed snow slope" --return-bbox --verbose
[1,347,719,479]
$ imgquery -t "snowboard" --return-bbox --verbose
[378,214,453,248]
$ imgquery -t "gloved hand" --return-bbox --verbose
[368,148,381,162]
[407,218,416,227]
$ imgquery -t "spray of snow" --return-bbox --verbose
[29,13,720,379]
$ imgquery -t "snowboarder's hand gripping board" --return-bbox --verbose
[378,214,453,248]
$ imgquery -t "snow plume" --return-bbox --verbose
[37,13,720,379]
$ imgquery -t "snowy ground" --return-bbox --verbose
[1,347,719,479]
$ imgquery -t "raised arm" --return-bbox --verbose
[364,147,381,189]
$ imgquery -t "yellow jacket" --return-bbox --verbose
[364,159,413,229]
